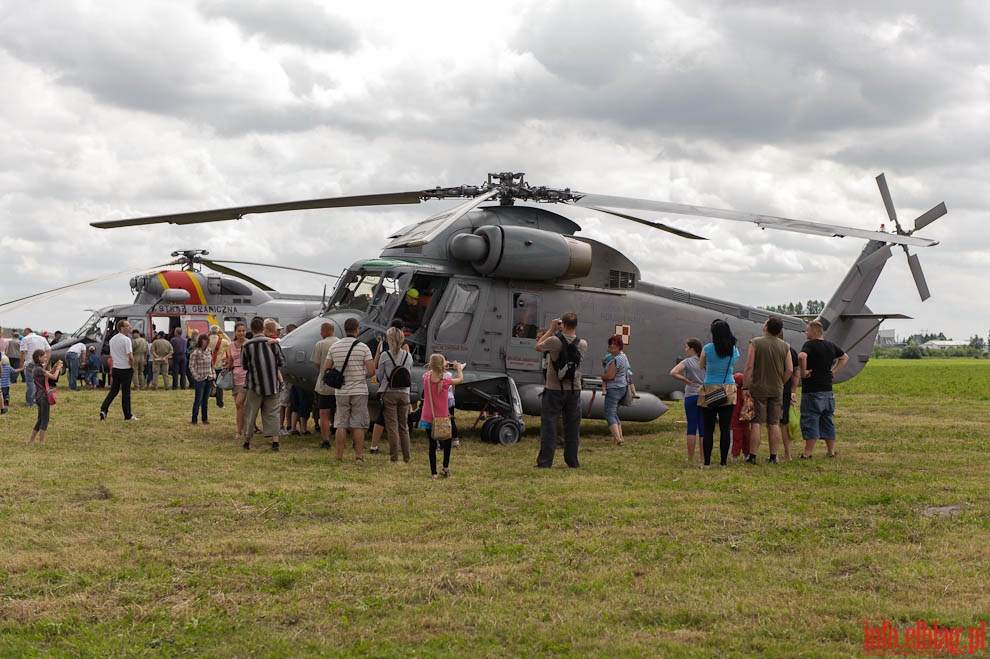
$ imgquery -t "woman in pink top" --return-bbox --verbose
[421,353,463,478]
[224,322,249,442]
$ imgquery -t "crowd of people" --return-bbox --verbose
[1,310,848,471]
[667,316,848,468]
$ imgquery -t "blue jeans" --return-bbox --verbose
[67,352,80,390]
[800,391,836,440]
[24,362,36,406]
[191,378,211,422]
[604,385,626,426]
[171,354,188,389]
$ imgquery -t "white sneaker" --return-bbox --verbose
[126,416,139,421]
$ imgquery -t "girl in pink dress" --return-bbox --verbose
[420,353,463,478]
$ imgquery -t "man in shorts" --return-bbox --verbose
[311,322,338,450]
[742,316,793,464]
[798,320,848,459]
[324,318,374,461]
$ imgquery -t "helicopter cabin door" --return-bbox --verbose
[506,291,543,374]
[429,278,492,368]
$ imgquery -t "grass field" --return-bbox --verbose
[1,360,988,657]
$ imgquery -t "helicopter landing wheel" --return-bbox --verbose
[480,418,500,443]
[494,418,522,445]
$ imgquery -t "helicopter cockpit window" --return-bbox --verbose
[512,293,540,340]
[331,271,386,316]
[219,278,253,297]
[72,311,103,339]
[435,283,480,345]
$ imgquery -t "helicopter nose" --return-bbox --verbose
[279,317,326,389]
[279,311,364,389]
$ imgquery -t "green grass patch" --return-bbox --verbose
[0,360,987,656]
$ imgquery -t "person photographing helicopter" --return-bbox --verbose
[534,312,587,468]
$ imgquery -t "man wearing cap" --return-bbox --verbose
[396,289,424,332]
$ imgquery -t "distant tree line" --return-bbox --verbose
[760,300,825,316]
[759,305,990,359]
[871,329,990,359]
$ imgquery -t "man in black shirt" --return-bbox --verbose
[798,320,848,459]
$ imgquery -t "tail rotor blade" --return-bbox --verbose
[876,173,899,229]
[906,252,931,301]
[912,202,947,233]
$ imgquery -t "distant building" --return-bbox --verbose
[876,329,898,347]
[921,340,968,350]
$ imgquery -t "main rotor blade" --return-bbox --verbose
[912,202,947,233]
[208,259,341,280]
[875,173,899,227]
[385,188,501,248]
[0,263,174,311]
[197,259,275,292]
[90,191,428,229]
[571,192,938,248]
[906,252,931,301]
[582,205,708,240]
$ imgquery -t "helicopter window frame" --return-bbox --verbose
[330,270,388,315]
[434,282,480,345]
[511,292,540,341]
[72,311,104,339]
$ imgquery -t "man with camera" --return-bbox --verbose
[534,312,587,468]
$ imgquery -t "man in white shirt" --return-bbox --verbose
[325,318,374,461]
[19,328,50,407]
[66,342,87,391]
[100,320,138,421]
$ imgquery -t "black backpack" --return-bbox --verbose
[385,350,412,389]
[553,330,581,386]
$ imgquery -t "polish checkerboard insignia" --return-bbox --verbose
[614,324,631,345]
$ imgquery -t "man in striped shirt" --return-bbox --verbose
[241,316,285,451]
[325,317,374,462]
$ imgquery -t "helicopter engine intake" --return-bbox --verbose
[449,225,592,280]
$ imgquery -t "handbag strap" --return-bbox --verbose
[338,338,359,372]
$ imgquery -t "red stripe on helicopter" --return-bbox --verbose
[159,270,207,305]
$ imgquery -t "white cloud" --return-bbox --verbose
[0,0,986,343]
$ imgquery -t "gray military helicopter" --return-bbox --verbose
[7,249,335,370]
[93,172,946,443]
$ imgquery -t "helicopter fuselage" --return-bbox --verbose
[277,203,884,436]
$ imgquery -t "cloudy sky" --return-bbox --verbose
[1,0,986,343]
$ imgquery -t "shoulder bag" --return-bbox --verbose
[697,356,735,408]
[216,368,233,390]
[323,339,358,389]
